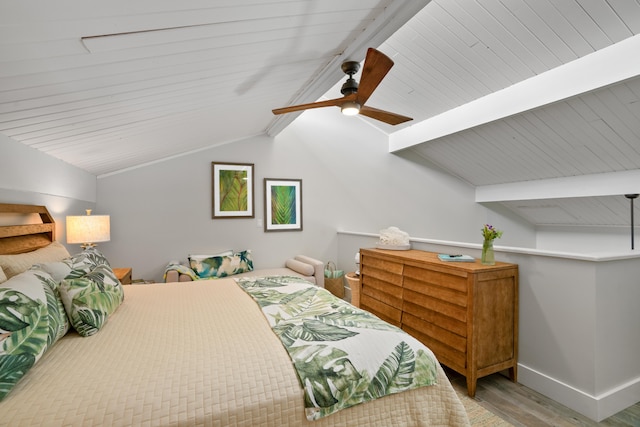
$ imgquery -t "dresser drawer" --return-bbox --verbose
[360,255,404,275]
[361,263,403,286]
[402,316,466,371]
[361,295,402,326]
[403,276,467,309]
[404,264,467,294]
[360,254,404,326]
[361,274,402,307]
[402,293,467,336]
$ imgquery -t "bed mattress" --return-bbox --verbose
[0,280,469,426]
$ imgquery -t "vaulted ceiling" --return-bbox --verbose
[0,0,424,175]
[1,0,639,228]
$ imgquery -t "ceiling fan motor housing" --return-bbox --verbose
[341,78,358,95]
[340,60,360,95]
[341,60,360,75]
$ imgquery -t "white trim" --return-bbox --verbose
[336,230,640,261]
[519,364,640,422]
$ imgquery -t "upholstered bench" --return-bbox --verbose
[164,254,325,288]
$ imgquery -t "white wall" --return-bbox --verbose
[96,132,338,280]
[96,108,526,282]
[337,231,640,421]
[508,249,640,421]
[0,133,96,202]
[536,225,637,253]
[0,134,97,244]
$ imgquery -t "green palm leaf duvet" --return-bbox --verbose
[236,276,438,420]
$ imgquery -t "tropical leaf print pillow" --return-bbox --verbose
[29,265,70,346]
[63,247,111,280]
[59,264,124,337]
[189,250,253,279]
[0,270,50,401]
[33,260,72,282]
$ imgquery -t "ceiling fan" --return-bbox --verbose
[272,48,413,126]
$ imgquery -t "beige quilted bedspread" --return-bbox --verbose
[0,280,469,426]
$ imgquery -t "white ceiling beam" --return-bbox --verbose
[475,170,640,203]
[389,33,640,152]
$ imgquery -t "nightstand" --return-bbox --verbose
[113,267,132,285]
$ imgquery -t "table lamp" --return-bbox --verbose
[66,209,110,249]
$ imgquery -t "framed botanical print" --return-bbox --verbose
[212,162,254,218]
[264,178,302,232]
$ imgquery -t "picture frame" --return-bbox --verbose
[264,178,302,232]
[212,162,254,219]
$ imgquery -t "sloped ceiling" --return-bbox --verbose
[1,0,640,228]
[0,0,427,175]
[369,0,640,228]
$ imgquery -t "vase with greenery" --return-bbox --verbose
[481,224,503,265]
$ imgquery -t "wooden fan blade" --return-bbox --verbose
[356,48,394,106]
[272,94,355,115]
[359,105,413,125]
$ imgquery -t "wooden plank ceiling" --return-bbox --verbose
[1,0,640,228]
[374,0,640,186]
[0,0,426,175]
[328,0,640,228]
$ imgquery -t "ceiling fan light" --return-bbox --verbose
[341,101,360,116]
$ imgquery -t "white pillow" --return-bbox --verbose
[0,266,7,284]
[285,258,315,276]
[0,241,71,279]
[34,261,73,282]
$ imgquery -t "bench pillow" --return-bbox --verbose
[189,250,253,279]
[285,258,315,277]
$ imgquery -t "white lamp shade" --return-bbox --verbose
[66,213,110,245]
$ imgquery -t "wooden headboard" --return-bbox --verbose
[0,203,55,255]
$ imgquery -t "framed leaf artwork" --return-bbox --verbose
[212,162,254,218]
[264,178,302,232]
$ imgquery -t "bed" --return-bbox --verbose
[0,203,470,426]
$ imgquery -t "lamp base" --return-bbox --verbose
[81,243,98,250]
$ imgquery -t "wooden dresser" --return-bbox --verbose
[359,248,518,397]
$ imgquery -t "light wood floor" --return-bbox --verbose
[445,368,640,427]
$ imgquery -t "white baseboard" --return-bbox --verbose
[518,363,640,421]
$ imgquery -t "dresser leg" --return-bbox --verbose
[466,376,477,397]
[508,365,518,382]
